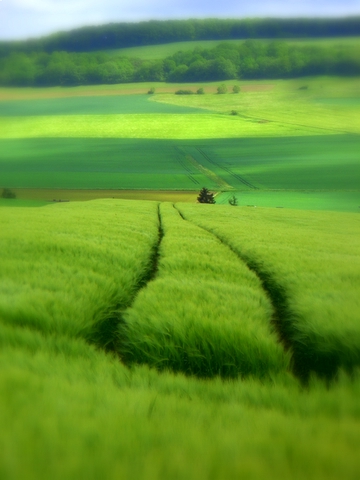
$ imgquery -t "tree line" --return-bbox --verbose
[1,17,359,56]
[1,39,359,87]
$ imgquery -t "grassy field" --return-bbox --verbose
[121,202,289,378]
[216,191,360,212]
[153,76,360,134]
[179,203,360,379]
[1,199,360,479]
[0,200,159,341]
[0,94,207,116]
[0,82,235,101]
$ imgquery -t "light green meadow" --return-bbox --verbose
[0,112,323,140]
[153,77,360,134]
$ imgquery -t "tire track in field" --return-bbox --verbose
[174,146,200,185]
[176,205,351,382]
[233,111,357,135]
[196,147,258,190]
[89,204,164,353]
[175,145,231,189]
[173,205,309,382]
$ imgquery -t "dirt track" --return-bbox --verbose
[8,188,198,203]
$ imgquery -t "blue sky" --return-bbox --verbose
[1,0,360,40]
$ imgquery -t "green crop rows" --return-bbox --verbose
[179,203,360,379]
[1,199,360,479]
[121,202,289,378]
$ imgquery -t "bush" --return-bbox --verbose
[1,188,16,199]
[148,87,155,94]
[231,110,238,115]
[196,87,205,94]
[228,195,238,206]
[217,84,228,94]
[197,187,216,204]
[233,85,240,93]
[175,89,194,95]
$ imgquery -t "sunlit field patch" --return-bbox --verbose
[0,112,322,140]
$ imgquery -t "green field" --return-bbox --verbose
[1,134,359,210]
[1,199,360,479]
[1,77,359,213]
[0,94,207,116]
[179,203,360,379]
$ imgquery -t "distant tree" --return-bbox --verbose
[232,85,240,93]
[1,188,16,199]
[217,84,228,94]
[196,87,205,94]
[197,187,216,204]
[228,195,238,206]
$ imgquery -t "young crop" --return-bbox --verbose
[0,199,360,480]
[0,199,159,345]
[119,202,290,378]
[178,203,360,380]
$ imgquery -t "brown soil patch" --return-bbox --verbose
[10,188,198,203]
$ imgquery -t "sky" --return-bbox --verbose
[0,0,360,41]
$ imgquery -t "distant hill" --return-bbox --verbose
[1,18,360,87]
[1,17,360,56]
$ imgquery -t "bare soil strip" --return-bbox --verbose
[8,188,198,203]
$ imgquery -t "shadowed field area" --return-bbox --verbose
[1,136,359,191]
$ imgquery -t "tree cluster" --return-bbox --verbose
[1,188,16,199]
[1,18,359,56]
[197,188,216,204]
[1,39,360,87]
[164,41,360,82]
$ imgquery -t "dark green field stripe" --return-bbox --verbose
[196,147,258,190]
[0,95,207,116]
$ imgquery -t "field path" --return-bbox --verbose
[116,202,289,378]
[174,205,291,350]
